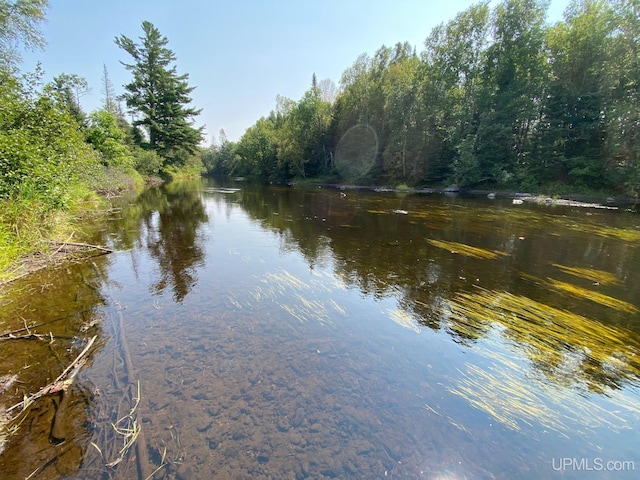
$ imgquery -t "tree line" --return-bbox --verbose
[205,0,639,195]
[0,0,203,273]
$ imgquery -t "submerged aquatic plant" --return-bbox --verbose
[443,288,640,433]
[426,239,509,259]
[443,288,640,389]
[236,268,348,326]
[562,222,640,243]
[551,263,621,286]
[546,278,638,314]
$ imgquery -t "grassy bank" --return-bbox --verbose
[0,168,144,283]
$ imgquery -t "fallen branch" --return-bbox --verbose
[46,241,114,254]
[90,261,152,478]
[0,318,53,342]
[7,335,97,414]
[0,331,52,342]
[0,310,96,339]
[114,303,151,478]
[50,232,76,258]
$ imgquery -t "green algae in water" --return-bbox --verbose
[551,263,621,286]
[427,239,509,260]
[443,289,640,433]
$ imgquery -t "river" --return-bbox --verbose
[1,178,639,479]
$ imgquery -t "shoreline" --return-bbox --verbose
[2,179,637,289]
[300,182,638,209]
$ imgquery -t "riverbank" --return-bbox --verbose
[0,241,114,290]
[0,172,168,290]
[298,181,638,210]
[0,197,117,292]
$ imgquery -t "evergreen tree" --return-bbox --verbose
[115,21,203,166]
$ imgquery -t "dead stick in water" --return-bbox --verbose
[92,261,151,479]
[47,240,115,254]
[50,232,76,258]
[115,306,152,479]
[7,335,97,414]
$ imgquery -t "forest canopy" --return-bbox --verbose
[205,0,640,195]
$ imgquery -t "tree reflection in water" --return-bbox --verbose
[144,182,208,302]
[106,180,208,303]
[235,182,640,395]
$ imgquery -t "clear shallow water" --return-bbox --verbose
[1,178,639,479]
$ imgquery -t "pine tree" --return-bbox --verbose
[115,21,203,166]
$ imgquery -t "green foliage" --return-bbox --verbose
[0,0,48,69]
[202,130,238,175]
[452,134,481,186]
[0,70,98,209]
[381,45,423,183]
[115,21,203,167]
[276,83,332,178]
[49,72,88,126]
[220,0,639,195]
[86,109,135,169]
[234,117,278,179]
[162,152,204,180]
[0,67,113,276]
[132,146,163,177]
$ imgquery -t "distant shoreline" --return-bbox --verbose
[291,182,638,210]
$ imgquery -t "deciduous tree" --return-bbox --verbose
[0,0,47,69]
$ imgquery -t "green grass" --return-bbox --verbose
[0,198,48,278]
[0,182,109,281]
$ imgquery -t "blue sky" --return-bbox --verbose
[21,0,570,143]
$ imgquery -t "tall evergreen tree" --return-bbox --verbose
[115,21,203,166]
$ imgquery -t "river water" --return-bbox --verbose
[1,178,639,479]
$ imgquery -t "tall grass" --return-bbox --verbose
[0,182,106,280]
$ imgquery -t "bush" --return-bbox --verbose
[0,71,100,211]
[133,147,164,177]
